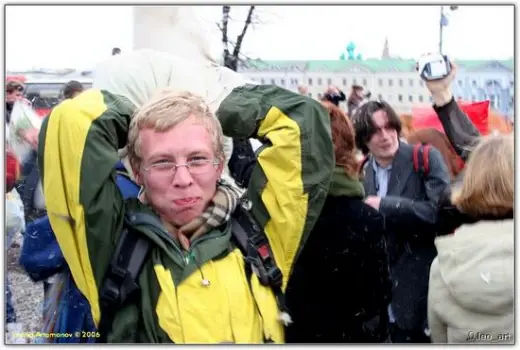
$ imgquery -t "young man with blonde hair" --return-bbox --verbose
[39,74,333,342]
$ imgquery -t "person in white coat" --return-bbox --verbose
[428,134,514,344]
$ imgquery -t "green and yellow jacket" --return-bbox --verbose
[39,84,334,343]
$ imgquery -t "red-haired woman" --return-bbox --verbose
[284,101,391,343]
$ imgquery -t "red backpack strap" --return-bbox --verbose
[422,144,431,177]
[412,143,431,177]
[412,143,421,173]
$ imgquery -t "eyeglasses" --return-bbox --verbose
[142,159,220,180]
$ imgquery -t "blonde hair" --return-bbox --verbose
[451,134,514,217]
[127,89,224,169]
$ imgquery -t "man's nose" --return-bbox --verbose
[172,165,193,187]
[380,128,392,140]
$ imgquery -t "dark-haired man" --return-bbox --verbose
[63,80,84,100]
[353,100,450,343]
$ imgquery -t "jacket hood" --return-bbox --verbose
[434,219,514,315]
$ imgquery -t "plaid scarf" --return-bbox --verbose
[157,178,244,251]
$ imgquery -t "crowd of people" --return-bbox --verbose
[5,49,514,344]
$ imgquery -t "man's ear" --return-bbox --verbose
[133,165,145,186]
[217,154,226,175]
[122,156,143,185]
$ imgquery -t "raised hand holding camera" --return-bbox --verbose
[417,53,457,107]
[417,53,451,81]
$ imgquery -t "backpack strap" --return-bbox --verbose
[412,143,421,173]
[115,170,140,200]
[412,143,431,177]
[230,198,291,328]
[97,213,152,343]
[422,145,431,177]
[115,169,131,178]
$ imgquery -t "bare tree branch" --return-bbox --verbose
[232,6,255,59]
[219,5,257,71]
[222,5,231,63]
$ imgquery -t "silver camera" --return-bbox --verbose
[417,54,451,81]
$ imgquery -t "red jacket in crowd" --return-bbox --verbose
[6,151,20,192]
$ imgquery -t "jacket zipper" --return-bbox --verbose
[146,226,186,264]
[184,223,230,261]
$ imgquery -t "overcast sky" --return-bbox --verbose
[5,4,514,70]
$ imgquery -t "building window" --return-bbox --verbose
[353,78,357,85]
[388,79,393,87]
[362,78,367,86]
[408,95,413,102]
[317,93,322,100]
[327,78,332,85]
[419,80,424,87]
[280,79,285,86]
[308,78,313,85]
[378,94,383,100]
[387,94,392,101]
[472,80,477,87]
[471,95,476,102]
[271,79,276,85]
[294,78,299,85]
[308,92,312,98]
[378,79,383,87]
[409,79,414,87]
[398,94,403,102]
[418,95,424,103]
[429,96,434,103]
[342,78,347,86]
[458,80,463,87]
[490,95,497,108]
[261,78,265,84]
[487,94,499,109]
[318,78,323,85]
[399,79,403,87]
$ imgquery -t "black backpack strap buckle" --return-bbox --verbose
[99,268,123,306]
[265,264,283,289]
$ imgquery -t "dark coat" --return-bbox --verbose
[371,98,480,239]
[434,97,480,162]
[285,195,391,343]
[363,142,451,332]
[433,97,482,235]
[434,98,515,235]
